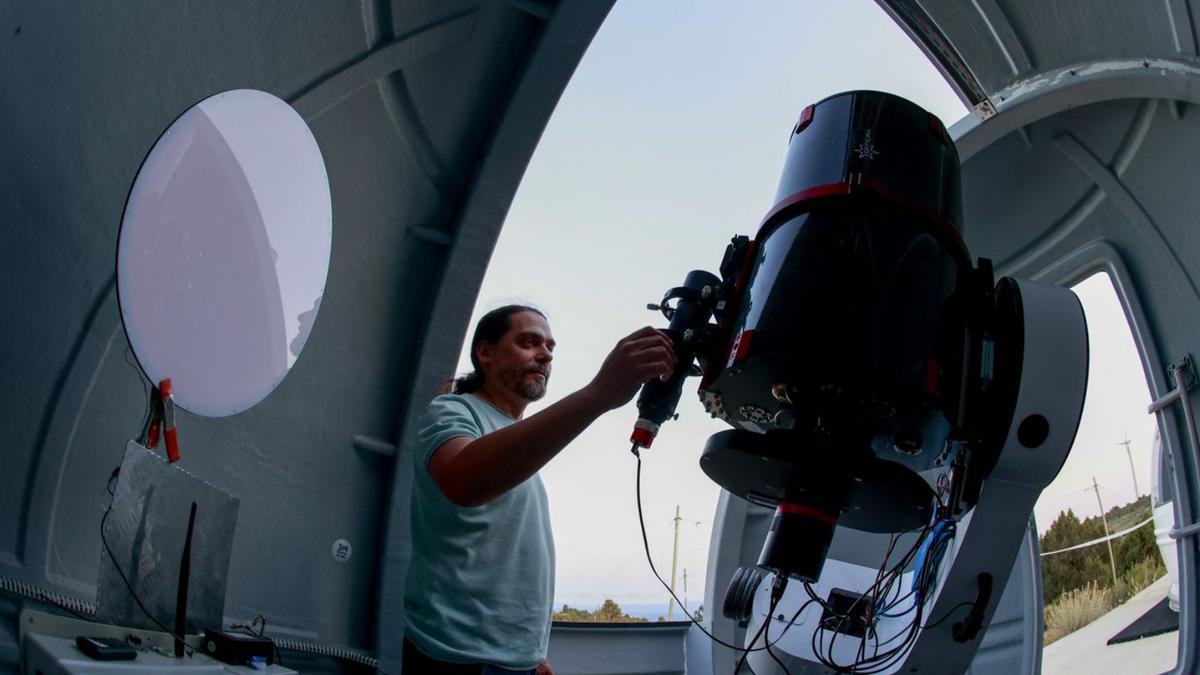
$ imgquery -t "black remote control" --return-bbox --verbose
[76,636,137,661]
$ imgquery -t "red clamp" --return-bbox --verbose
[137,378,181,463]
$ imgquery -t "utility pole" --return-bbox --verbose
[668,505,681,620]
[1118,436,1140,497]
[1090,476,1119,586]
[683,568,689,616]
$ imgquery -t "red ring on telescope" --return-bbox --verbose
[776,502,838,527]
[757,176,970,268]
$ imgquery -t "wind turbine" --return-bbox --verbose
[1117,433,1140,497]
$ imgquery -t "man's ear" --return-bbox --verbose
[475,341,493,368]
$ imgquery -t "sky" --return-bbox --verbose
[458,0,1155,609]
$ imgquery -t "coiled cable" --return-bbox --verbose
[0,575,97,620]
[270,637,385,672]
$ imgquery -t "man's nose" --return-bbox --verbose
[537,347,553,362]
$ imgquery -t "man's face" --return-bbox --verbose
[478,311,555,401]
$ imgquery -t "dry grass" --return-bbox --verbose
[1043,555,1167,645]
[1044,581,1114,644]
[1122,555,1167,597]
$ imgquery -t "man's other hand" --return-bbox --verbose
[585,326,677,411]
[536,659,554,675]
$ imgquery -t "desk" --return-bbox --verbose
[19,610,296,675]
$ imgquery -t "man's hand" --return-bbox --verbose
[584,327,677,411]
[428,327,675,507]
[536,659,554,675]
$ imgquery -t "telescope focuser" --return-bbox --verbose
[630,270,722,449]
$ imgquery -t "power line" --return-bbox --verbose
[1040,517,1153,557]
[581,521,674,598]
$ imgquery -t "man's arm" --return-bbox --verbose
[429,327,675,507]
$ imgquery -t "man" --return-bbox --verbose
[403,305,676,674]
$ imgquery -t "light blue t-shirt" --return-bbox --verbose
[404,394,555,669]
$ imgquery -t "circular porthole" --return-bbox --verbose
[116,90,332,417]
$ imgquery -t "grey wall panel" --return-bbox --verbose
[0,1,418,640]
[967,524,1043,674]
[1120,102,1200,309]
[960,124,1097,264]
[915,1,1033,97]
[992,0,1178,75]
[0,1,601,669]
[27,291,143,596]
[900,1,1200,108]
[400,7,543,197]
[961,98,1146,266]
[966,96,1200,355]
[0,0,367,567]
[958,85,1200,672]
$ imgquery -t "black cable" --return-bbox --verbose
[805,521,942,674]
[867,534,897,624]
[921,601,975,630]
[105,468,381,671]
[100,505,200,655]
[734,597,775,673]
[260,616,284,667]
[124,345,149,400]
[634,445,958,673]
[764,602,793,675]
[844,549,941,675]
[252,615,285,667]
[765,599,814,648]
[632,448,777,656]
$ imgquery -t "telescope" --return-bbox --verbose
[632,90,1088,672]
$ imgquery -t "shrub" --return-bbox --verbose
[1043,554,1167,645]
[1124,555,1167,596]
[1044,581,1113,645]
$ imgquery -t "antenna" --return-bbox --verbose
[175,501,197,657]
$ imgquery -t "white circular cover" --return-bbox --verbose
[117,89,332,417]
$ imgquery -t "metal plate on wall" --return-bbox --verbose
[96,442,240,633]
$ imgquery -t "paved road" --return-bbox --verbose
[1042,576,1178,674]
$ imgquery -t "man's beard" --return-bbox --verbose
[500,366,548,401]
